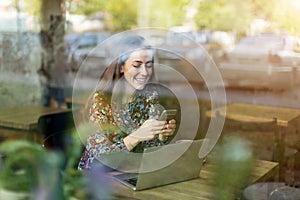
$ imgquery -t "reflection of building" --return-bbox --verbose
[0,11,27,32]
[0,1,39,32]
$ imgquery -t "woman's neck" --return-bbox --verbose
[112,79,136,105]
[122,81,136,103]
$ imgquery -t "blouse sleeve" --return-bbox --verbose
[87,92,129,154]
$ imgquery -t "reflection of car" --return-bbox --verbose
[64,33,81,54]
[218,33,300,90]
[197,30,235,62]
[155,27,206,85]
[68,32,110,71]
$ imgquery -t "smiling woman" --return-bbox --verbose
[77,33,179,170]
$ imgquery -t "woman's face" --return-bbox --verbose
[121,49,153,90]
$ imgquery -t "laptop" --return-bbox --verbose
[109,139,209,191]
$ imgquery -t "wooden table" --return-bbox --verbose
[105,159,279,200]
[206,103,300,181]
[206,103,300,127]
[0,105,70,142]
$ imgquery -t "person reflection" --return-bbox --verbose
[78,34,178,170]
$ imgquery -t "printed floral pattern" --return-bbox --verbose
[78,86,166,170]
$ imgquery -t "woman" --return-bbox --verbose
[78,34,178,170]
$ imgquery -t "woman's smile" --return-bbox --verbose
[134,76,148,84]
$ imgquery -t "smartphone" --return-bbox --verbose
[158,109,177,121]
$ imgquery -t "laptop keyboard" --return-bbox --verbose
[125,177,138,186]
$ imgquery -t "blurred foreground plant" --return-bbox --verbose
[0,127,114,200]
[212,135,254,200]
[0,140,64,199]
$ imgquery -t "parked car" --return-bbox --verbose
[67,32,110,71]
[218,33,300,90]
[197,30,235,63]
[64,33,81,54]
[155,28,234,86]
[154,27,207,85]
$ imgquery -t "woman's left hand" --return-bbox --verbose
[159,119,176,141]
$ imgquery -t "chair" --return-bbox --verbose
[242,182,300,200]
[217,111,280,163]
[37,110,76,156]
[220,111,300,183]
[37,111,75,149]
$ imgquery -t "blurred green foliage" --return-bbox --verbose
[211,135,254,200]
[0,131,92,199]
[69,0,300,35]
[0,139,65,200]
[19,0,300,35]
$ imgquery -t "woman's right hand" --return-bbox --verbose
[124,119,166,151]
[130,119,166,141]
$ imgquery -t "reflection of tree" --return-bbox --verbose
[195,0,300,36]
[19,0,300,35]
[39,0,68,108]
[71,0,187,32]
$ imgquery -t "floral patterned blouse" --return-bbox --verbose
[78,85,168,170]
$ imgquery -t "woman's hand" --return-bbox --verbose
[131,119,166,141]
[159,119,176,141]
[124,119,166,150]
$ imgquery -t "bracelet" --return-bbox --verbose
[124,135,138,151]
[124,137,133,150]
